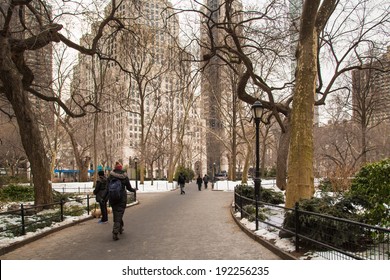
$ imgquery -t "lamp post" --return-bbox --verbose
[251,99,264,230]
[134,157,139,191]
[212,162,216,189]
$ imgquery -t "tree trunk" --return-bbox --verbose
[285,3,319,208]
[1,39,52,207]
[276,118,291,191]
[361,124,367,165]
[79,156,90,182]
[93,113,98,183]
[241,142,252,184]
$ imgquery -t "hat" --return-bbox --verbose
[98,170,104,176]
[115,162,123,171]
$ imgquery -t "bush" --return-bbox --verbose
[0,184,35,201]
[283,196,368,251]
[174,165,195,182]
[348,158,390,227]
[235,184,284,205]
[0,176,30,187]
[242,204,267,222]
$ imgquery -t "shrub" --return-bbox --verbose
[0,184,35,201]
[0,176,30,187]
[63,205,85,216]
[317,178,333,193]
[283,196,368,251]
[235,184,284,204]
[348,158,390,227]
[174,166,195,182]
[242,205,267,222]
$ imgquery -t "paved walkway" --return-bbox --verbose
[0,183,281,260]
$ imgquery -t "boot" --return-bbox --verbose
[113,232,119,241]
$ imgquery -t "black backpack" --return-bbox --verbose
[108,178,123,203]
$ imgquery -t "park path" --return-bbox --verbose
[0,183,281,260]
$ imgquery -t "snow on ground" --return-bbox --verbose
[0,179,315,259]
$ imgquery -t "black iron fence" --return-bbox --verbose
[234,188,390,260]
[0,193,135,239]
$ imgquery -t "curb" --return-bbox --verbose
[0,201,139,256]
[230,206,298,260]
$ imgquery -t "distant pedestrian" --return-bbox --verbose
[108,162,135,241]
[196,175,202,191]
[93,170,108,224]
[178,172,186,194]
[203,174,209,189]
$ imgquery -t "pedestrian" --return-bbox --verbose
[93,170,108,224]
[196,174,202,191]
[203,174,209,189]
[108,161,135,241]
[178,172,186,194]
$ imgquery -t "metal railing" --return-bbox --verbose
[0,193,135,239]
[234,188,390,260]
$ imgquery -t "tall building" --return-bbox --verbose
[200,0,243,176]
[72,0,204,178]
[352,47,390,123]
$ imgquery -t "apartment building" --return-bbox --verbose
[71,0,205,178]
[352,46,390,123]
[199,0,244,176]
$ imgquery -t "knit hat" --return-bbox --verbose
[115,162,123,170]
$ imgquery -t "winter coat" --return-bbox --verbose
[108,169,134,192]
[93,175,108,203]
[196,177,203,185]
[178,174,186,185]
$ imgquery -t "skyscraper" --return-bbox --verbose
[200,0,243,176]
[352,47,390,123]
[72,0,203,178]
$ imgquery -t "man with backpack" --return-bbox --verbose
[108,161,135,241]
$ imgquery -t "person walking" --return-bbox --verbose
[178,172,186,194]
[196,175,202,191]
[203,174,209,189]
[93,170,108,224]
[108,162,134,241]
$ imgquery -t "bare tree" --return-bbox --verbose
[172,0,390,208]
[0,0,133,206]
[0,121,26,177]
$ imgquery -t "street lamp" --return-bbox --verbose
[251,99,264,230]
[212,162,216,189]
[134,157,139,191]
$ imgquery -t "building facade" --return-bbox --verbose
[200,0,244,177]
[71,0,205,178]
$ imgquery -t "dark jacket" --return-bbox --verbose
[93,175,108,203]
[178,174,186,185]
[196,176,202,185]
[108,169,134,193]
[107,169,135,207]
[203,176,209,183]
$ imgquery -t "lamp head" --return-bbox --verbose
[251,99,264,122]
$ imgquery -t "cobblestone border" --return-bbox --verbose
[230,205,298,260]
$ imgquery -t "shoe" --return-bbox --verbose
[98,220,108,224]
[113,233,119,241]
